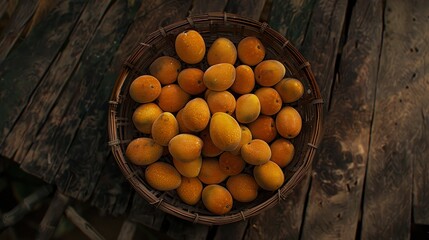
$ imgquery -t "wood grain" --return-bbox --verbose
[0,0,85,154]
[362,0,429,237]
[225,0,266,20]
[408,0,429,225]
[2,0,112,166]
[109,0,189,72]
[189,0,228,15]
[300,0,349,111]
[21,0,58,38]
[19,0,141,202]
[0,0,39,61]
[268,0,316,47]
[244,174,311,240]
[89,155,133,216]
[414,114,429,225]
[300,0,383,239]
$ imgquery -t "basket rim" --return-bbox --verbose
[108,12,324,225]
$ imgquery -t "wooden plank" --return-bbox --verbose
[244,174,310,240]
[414,118,429,224]
[0,1,85,152]
[362,0,429,237]
[299,0,349,112]
[89,155,134,216]
[300,1,383,239]
[189,0,228,15]
[108,0,191,72]
[409,2,429,226]
[53,0,193,200]
[21,0,58,38]
[0,1,13,33]
[225,0,267,20]
[268,0,316,47]
[1,0,112,165]
[19,0,141,200]
[0,0,39,61]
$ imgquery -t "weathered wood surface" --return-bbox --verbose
[0,0,39,61]
[225,0,266,20]
[244,174,310,240]
[89,154,133,216]
[300,0,383,239]
[189,0,228,15]
[300,0,349,113]
[19,0,141,202]
[6,3,117,208]
[0,0,85,152]
[5,0,111,167]
[406,1,429,226]
[1,0,429,239]
[268,0,315,48]
[361,0,429,238]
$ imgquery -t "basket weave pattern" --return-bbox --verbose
[108,12,323,225]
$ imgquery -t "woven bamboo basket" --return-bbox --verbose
[108,12,323,225]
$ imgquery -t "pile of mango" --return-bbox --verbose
[125,30,304,215]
